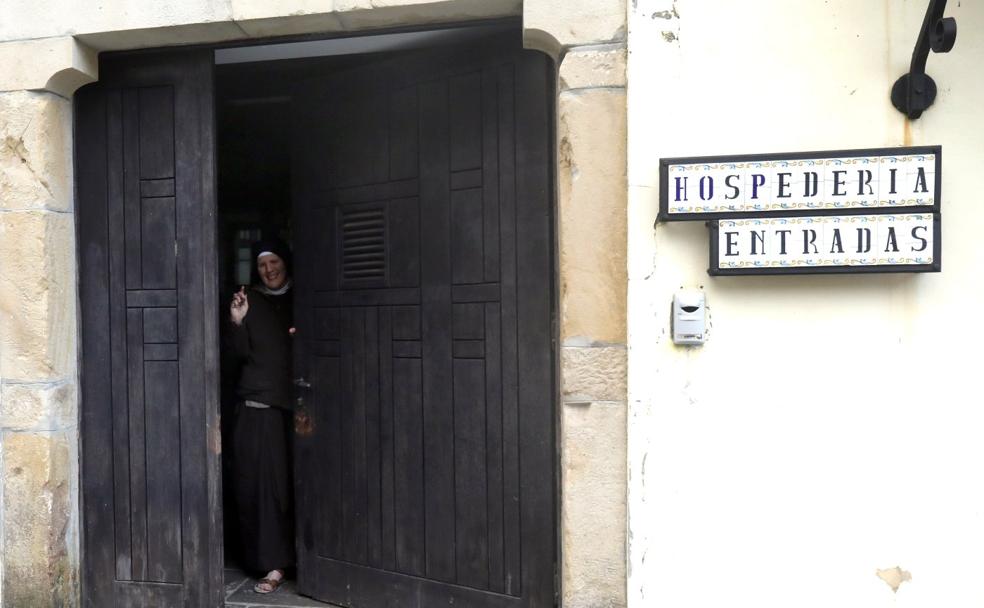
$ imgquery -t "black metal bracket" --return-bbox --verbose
[891,0,957,120]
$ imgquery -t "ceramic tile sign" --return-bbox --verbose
[708,213,940,275]
[659,146,940,221]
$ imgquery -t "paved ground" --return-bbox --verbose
[224,567,341,608]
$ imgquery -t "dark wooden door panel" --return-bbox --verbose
[293,37,554,608]
[77,49,222,608]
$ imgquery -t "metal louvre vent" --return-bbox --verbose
[340,207,386,283]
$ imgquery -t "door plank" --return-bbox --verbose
[77,84,116,607]
[341,308,370,565]
[105,87,136,583]
[125,308,149,580]
[174,50,216,606]
[392,356,426,577]
[138,86,176,180]
[389,86,418,181]
[495,62,523,598]
[140,196,177,289]
[365,308,383,567]
[513,53,555,606]
[482,68,501,284]
[387,197,420,288]
[451,188,485,285]
[113,581,183,608]
[484,302,505,593]
[378,307,397,571]
[418,77,457,584]
[449,72,483,172]
[453,357,490,589]
[315,354,343,558]
[144,360,183,583]
[122,89,143,291]
[312,555,525,608]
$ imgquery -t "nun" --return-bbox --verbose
[226,238,295,594]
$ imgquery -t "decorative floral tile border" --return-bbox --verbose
[660,146,941,220]
[709,213,939,275]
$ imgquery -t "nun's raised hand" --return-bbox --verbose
[230,286,249,325]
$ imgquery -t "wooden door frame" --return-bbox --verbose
[80,19,561,606]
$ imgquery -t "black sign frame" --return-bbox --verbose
[707,212,942,276]
[659,145,942,222]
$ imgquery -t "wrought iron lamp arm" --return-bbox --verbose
[890,0,957,120]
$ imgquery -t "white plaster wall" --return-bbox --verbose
[628,1,984,606]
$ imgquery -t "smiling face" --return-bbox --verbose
[257,253,287,290]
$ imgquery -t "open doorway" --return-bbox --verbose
[216,41,482,605]
[213,27,557,606]
[75,20,556,607]
[215,54,316,607]
[73,22,554,607]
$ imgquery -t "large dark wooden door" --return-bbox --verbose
[291,39,555,607]
[76,49,223,607]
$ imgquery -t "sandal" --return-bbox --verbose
[254,569,284,594]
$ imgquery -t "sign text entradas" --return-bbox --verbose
[708,213,940,275]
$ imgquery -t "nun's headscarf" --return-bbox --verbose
[249,237,292,287]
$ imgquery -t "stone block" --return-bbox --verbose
[561,400,627,608]
[75,22,248,53]
[1,430,78,607]
[0,91,73,212]
[230,0,344,37]
[0,0,233,43]
[0,38,97,98]
[333,0,437,9]
[558,88,627,345]
[559,44,627,91]
[0,381,76,431]
[0,211,77,382]
[231,0,333,20]
[333,0,520,31]
[231,0,520,40]
[524,0,626,57]
[562,345,627,403]
[232,13,345,38]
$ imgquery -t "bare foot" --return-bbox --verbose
[254,569,284,594]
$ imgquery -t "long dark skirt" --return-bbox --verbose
[232,405,296,574]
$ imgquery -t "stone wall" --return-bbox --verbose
[0,90,79,606]
[556,42,628,608]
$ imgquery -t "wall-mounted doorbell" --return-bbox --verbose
[672,289,706,345]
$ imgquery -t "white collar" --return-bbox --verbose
[257,279,292,296]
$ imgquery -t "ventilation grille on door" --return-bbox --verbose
[340,207,386,284]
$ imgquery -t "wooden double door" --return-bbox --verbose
[77,35,554,608]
